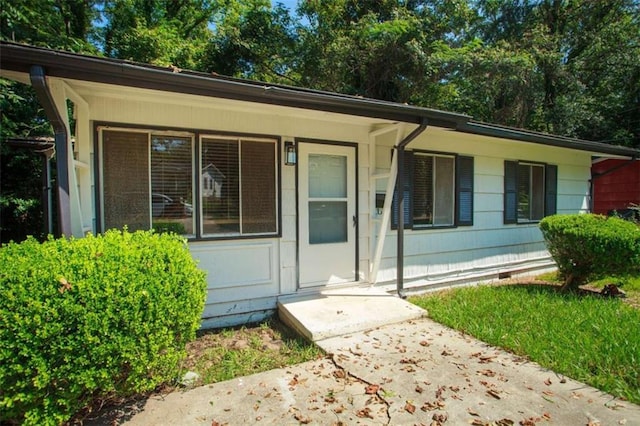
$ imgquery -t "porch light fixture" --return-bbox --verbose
[284,141,297,166]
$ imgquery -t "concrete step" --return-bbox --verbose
[277,286,426,344]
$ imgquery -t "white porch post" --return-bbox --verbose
[369,125,402,284]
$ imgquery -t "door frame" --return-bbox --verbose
[295,138,359,289]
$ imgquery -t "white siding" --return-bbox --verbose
[372,127,591,288]
[63,78,595,326]
[76,81,376,325]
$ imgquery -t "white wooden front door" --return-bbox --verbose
[298,142,357,288]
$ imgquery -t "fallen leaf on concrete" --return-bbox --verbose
[433,412,448,423]
[405,402,416,414]
[496,419,514,425]
[486,389,501,399]
[467,407,480,416]
[289,375,299,386]
[479,355,496,364]
[333,370,346,379]
[441,349,454,356]
[420,340,431,346]
[422,400,446,411]
[478,369,496,377]
[293,412,311,424]
[436,386,446,399]
[586,422,601,426]
[365,384,380,394]
[470,419,487,426]
[333,405,345,414]
[416,385,424,393]
[356,407,373,419]
[544,378,552,386]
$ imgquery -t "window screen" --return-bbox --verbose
[102,130,150,231]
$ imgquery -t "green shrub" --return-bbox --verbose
[152,221,187,235]
[539,214,640,291]
[0,229,207,425]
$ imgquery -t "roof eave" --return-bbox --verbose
[0,42,468,128]
[458,121,640,158]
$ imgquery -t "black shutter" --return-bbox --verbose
[456,156,474,226]
[392,151,413,229]
[504,160,518,224]
[545,164,557,217]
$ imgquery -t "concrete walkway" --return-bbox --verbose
[87,317,640,425]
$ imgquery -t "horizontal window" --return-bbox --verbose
[504,160,557,224]
[102,130,195,235]
[392,151,474,229]
[100,128,278,238]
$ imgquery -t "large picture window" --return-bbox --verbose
[100,128,278,238]
[102,130,194,235]
[504,160,557,223]
[393,151,474,229]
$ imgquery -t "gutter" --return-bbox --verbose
[458,121,640,158]
[396,119,429,298]
[1,42,468,129]
[29,65,72,237]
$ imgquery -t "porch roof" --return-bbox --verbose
[1,41,638,158]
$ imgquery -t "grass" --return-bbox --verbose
[179,318,324,385]
[410,281,640,404]
[537,271,640,307]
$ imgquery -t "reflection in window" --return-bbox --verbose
[201,137,277,236]
[413,154,454,227]
[517,163,545,221]
[151,136,194,235]
[101,129,278,238]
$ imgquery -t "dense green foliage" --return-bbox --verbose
[411,284,640,404]
[539,214,640,290]
[1,1,639,242]
[0,230,207,425]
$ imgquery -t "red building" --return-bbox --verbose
[592,159,640,215]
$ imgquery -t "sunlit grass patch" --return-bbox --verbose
[180,318,323,385]
[411,284,640,404]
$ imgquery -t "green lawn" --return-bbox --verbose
[410,283,640,404]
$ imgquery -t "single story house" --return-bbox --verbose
[591,159,640,218]
[2,42,639,328]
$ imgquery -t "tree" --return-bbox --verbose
[100,0,216,69]
[199,0,299,82]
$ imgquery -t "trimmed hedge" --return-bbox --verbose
[0,230,207,425]
[539,214,640,290]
